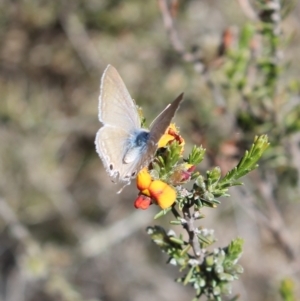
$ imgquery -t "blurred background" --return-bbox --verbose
[0,0,300,300]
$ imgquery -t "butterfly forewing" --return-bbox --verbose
[99,65,141,129]
[148,93,184,145]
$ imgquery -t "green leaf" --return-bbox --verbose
[154,207,172,219]
[239,23,255,50]
[280,278,296,301]
[207,167,221,187]
[187,145,206,165]
[218,135,269,189]
[183,266,195,285]
[226,238,244,262]
[169,237,185,245]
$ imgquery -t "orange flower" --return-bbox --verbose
[136,167,152,196]
[135,168,177,210]
[148,180,177,209]
[158,124,184,149]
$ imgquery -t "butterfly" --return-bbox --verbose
[95,65,183,190]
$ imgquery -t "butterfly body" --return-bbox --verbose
[123,129,150,164]
[95,65,183,187]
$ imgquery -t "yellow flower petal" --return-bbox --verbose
[157,123,185,149]
[149,180,177,209]
[136,168,152,191]
[141,189,151,197]
[183,163,196,172]
[168,123,177,132]
[158,134,174,148]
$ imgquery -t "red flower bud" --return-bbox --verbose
[134,194,152,210]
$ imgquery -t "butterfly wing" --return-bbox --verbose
[95,126,130,181]
[122,93,184,179]
[95,64,184,187]
[148,93,184,144]
[96,65,142,183]
[98,65,140,129]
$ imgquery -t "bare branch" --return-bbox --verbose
[157,0,204,72]
[182,207,203,259]
[236,0,258,21]
[157,0,226,107]
[60,9,102,72]
[237,172,298,263]
[0,197,31,244]
[255,172,297,261]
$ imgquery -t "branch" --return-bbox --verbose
[236,0,258,21]
[60,8,102,72]
[157,0,226,107]
[183,207,203,259]
[172,206,203,260]
[0,197,31,244]
[157,0,204,72]
[254,172,297,261]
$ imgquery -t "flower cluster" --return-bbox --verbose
[134,124,188,210]
[134,127,269,301]
[134,168,177,209]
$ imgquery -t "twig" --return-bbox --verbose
[172,206,202,259]
[157,0,226,107]
[254,172,297,261]
[0,197,31,244]
[157,0,204,71]
[288,132,300,189]
[0,198,88,300]
[236,0,258,21]
[60,8,102,72]
[236,172,297,262]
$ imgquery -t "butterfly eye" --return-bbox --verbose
[109,164,114,170]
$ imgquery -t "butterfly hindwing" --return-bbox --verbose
[96,126,151,182]
[95,126,131,181]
